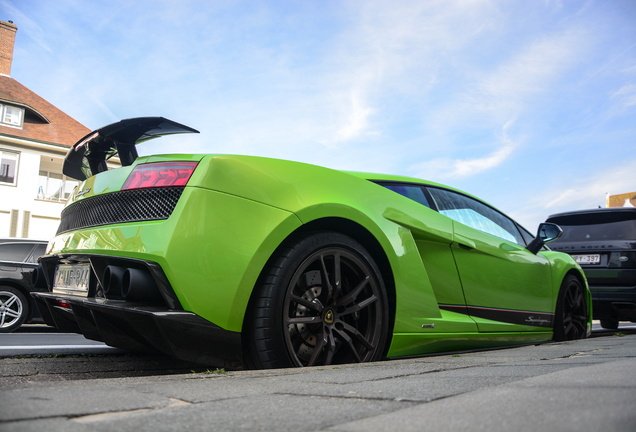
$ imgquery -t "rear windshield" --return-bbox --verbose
[27,243,47,263]
[548,212,636,242]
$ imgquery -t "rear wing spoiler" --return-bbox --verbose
[63,117,199,181]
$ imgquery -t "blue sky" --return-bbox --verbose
[3,0,636,230]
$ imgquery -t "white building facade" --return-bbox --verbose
[1,136,77,239]
[0,20,90,240]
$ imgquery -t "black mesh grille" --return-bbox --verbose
[57,187,184,234]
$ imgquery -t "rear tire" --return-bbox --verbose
[553,275,587,341]
[245,232,389,369]
[0,286,29,333]
[600,319,619,330]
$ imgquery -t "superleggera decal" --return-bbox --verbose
[439,304,554,328]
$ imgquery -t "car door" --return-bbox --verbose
[379,183,469,307]
[427,187,554,332]
[0,242,41,290]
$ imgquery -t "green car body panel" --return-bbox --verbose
[43,152,591,362]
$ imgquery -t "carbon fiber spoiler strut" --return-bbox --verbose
[63,117,199,181]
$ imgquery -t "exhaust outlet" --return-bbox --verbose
[121,268,162,303]
[103,266,125,299]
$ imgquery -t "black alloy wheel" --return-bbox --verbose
[553,275,587,341]
[246,232,389,369]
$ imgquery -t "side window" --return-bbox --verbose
[427,188,524,245]
[0,149,19,186]
[518,226,535,246]
[378,183,431,208]
[0,243,35,262]
[27,243,47,263]
[0,104,25,128]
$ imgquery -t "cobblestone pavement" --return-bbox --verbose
[1,333,635,431]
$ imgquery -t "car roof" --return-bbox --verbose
[341,170,481,199]
[342,170,437,185]
[547,207,636,219]
[547,207,636,226]
[0,238,48,245]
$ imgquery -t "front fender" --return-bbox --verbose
[542,251,593,329]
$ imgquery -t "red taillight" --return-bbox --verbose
[54,299,71,309]
[122,162,198,190]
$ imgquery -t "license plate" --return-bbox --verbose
[571,254,601,265]
[53,264,91,295]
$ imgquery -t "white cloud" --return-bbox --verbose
[308,0,500,146]
[8,0,635,197]
[333,90,375,143]
[1,0,52,53]
[544,189,578,209]
[509,161,636,229]
[410,118,519,179]
[611,84,636,108]
[432,25,588,134]
[480,32,581,104]
[452,141,517,177]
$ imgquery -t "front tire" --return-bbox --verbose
[245,232,389,369]
[0,286,29,333]
[600,319,619,330]
[553,275,587,341]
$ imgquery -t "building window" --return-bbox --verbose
[0,150,19,186]
[0,104,25,128]
[37,170,78,202]
[37,156,78,202]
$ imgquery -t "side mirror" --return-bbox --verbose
[526,223,563,254]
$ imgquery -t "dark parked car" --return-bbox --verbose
[0,239,48,332]
[546,208,636,329]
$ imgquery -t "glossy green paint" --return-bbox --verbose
[49,187,302,331]
[65,164,133,206]
[145,154,204,164]
[192,155,448,331]
[542,250,593,329]
[161,188,301,331]
[451,221,553,332]
[47,154,591,359]
[389,331,553,358]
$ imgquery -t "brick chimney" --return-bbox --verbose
[0,20,17,76]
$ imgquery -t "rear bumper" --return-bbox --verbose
[590,287,636,322]
[581,266,636,322]
[31,292,243,369]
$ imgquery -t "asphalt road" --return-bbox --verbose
[0,324,126,356]
[1,331,635,431]
[3,321,636,358]
[592,321,636,333]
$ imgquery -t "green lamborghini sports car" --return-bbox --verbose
[32,118,591,369]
